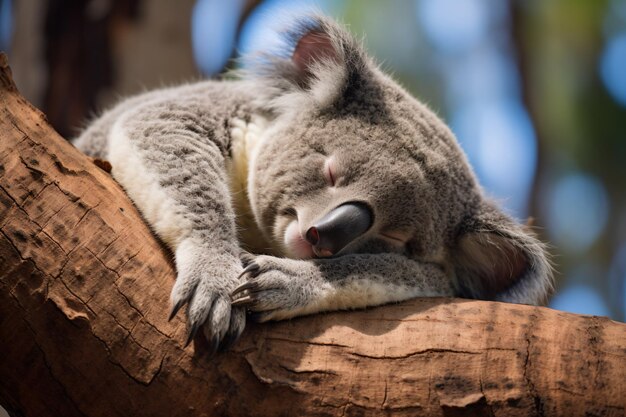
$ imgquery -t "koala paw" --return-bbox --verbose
[169,253,246,354]
[230,255,320,322]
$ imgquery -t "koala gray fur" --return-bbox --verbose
[74,15,553,352]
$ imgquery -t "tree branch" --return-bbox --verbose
[0,53,624,417]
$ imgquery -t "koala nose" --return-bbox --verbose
[305,202,373,256]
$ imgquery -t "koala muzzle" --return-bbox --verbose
[305,202,373,257]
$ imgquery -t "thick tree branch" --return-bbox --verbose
[0,53,624,417]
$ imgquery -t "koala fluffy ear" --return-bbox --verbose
[291,30,341,86]
[245,15,370,111]
[452,203,553,305]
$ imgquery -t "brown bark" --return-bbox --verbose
[0,53,624,417]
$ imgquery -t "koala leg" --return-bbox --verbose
[106,98,246,352]
[231,253,455,322]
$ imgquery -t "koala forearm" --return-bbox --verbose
[78,83,260,348]
[314,254,454,307]
[232,254,455,321]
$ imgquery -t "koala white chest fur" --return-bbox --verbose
[74,15,552,353]
[226,115,276,254]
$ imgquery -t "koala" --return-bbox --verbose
[74,15,552,353]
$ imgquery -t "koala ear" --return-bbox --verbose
[291,30,341,87]
[245,15,370,111]
[452,203,553,305]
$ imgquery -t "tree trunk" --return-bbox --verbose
[0,53,624,417]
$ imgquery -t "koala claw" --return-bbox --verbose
[239,252,258,268]
[231,295,254,307]
[171,276,246,351]
[230,261,266,309]
[230,255,317,322]
[236,262,261,281]
[168,298,186,322]
[217,306,246,351]
[231,278,261,298]
[208,337,221,356]
[231,259,266,306]
[185,321,201,347]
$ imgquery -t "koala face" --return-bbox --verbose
[248,18,480,263]
[246,16,551,304]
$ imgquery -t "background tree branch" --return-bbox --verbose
[0,53,624,417]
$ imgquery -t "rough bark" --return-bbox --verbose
[0,53,624,417]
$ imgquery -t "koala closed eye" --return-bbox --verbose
[323,157,337,186]
[379,230,411,246]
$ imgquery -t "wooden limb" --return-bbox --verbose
[0,53,624,417]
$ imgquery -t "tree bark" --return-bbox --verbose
[0,53,624,417]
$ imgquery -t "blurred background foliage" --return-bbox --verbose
[1,0,624,321]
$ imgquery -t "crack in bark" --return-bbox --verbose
[23,180,54,207]
[523,314,545,417]
[84,246,121,278]
[49,152,83,176]
[0,183,21,227]
[38,227,67,255]
[6,185,70,256]
[49,178,82,204]
[264,336,351,349]
[548,387,584,397]
[18,155,45,177]
[6,106,37,138]
[0,181,45,232]
[35,197,70,229]
[0,129,28,153]
[0,229,49,282]
[55,276,98,318]
[73,201,101,230]
[98,235,120,255]
[381,379,388,409]
[349,347,481,360]
[116,317,153,357]
[478,375,495,417]
[103,309,132,335]
[146,354,166,386]
[116,247,143,272]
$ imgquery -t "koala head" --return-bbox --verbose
[246,16,552,305]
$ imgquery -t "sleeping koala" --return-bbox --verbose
[74,15,552,353]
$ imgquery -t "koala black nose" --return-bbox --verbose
[305,202,373,256]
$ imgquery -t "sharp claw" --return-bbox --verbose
[240,252,256,267]
[237,263,260,280]
[207,335,220,357]
[231,281,257,297]
[184,323,200,347]
[231,295,254,307]
[218,332,237,352]
[168,299,185,321]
